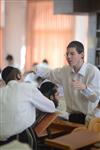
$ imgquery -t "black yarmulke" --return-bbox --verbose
[39,81,56,95]
[1,66,14,81]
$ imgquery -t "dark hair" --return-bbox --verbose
[42,59,48,64]
[1,66,21,84]
[6,54,14,61]
[39,81,58,107]
[67,41,84,54]
[39,81,58,99]
[98,100,100,106]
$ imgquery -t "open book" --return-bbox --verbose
[34,112,59,137]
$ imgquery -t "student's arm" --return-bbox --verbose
[81,70,100,102]
[36,67,63,85]
[31,87,56,113]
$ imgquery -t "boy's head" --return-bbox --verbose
[66,41,84,68]
[1,66,21,84]
[39,81,59,108]
[67,41,84,54]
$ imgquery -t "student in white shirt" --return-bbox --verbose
[36,41,100,124]
[35,81,59,122]
[0,140,31,150]
[38,81,69,121]
[0,66,56,147]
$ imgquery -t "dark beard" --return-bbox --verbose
[52,99,59,108]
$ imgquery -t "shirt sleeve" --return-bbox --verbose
[31,87,56,113]
[58,111,70,120]
[81,69,100,102]
[36,67,63,85]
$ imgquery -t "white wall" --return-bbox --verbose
[3,0,96,69]
[74,15,88,62]
[4,0,27,69]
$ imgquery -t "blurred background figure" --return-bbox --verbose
[37,59,50,74]
[24,62,39,87]
[5,54,19,69]
[5,54,14,67]
[24,60,50,87]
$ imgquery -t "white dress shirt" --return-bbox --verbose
[0,81,56,140]
[36,63,100,115]
[24,72,38,87]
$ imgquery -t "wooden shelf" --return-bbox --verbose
[95,13,100,69]
[96,29,100,32]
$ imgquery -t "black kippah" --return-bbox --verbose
[39,81,56,95]
[1,66,15,81]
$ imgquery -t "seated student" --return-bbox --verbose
[37,81,85,124]
[39,81,59,107]
[36,81,59,120]
[36,81,69,121]
[0,66,56,147]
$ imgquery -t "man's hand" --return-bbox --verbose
[72,80,86,90]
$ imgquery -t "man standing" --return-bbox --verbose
[36,41,100,123]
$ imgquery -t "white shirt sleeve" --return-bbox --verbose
[81,69,100,102]
[31,87,56,113]
[58,111,70,120]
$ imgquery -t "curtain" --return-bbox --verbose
[25,0,75,71]
[0,0,4,69]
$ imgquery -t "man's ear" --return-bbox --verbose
[81,52,84,59]
[16,74,21,80]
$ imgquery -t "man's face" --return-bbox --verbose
[50,90,60,108]
[66,47,84,68]
[54,91,60,102]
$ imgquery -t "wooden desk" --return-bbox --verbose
[34,112,59,137]
[49,117,85,134]
[45,130,100,150]
[34,114,85,138]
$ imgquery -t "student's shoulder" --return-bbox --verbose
[86,63,100,73]
[19,81,37,89]
[54,65,69,71]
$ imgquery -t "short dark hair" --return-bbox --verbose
[39,81,58,107]
[42,59,48,64]
[67,41,84,54]
[6,54,14,61]
[39,81,58,99]
[2,66,21,84]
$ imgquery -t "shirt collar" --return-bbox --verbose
[71,63,87,77]
[7,80,18,86]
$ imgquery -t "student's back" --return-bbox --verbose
[0,66,56,141]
